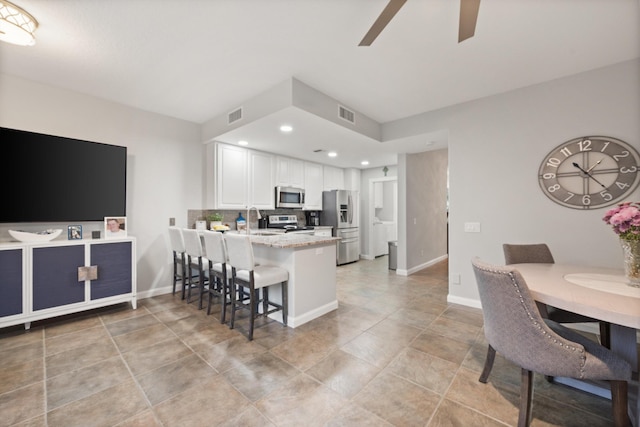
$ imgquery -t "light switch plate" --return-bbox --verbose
[464,222,481,233]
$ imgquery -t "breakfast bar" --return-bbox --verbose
[229,232,340,328]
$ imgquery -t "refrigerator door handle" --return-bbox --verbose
[347,194,352,224]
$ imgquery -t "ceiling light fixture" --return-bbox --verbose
[238,140,248,146]
[279,125,293,133]
[0,0,38,46]
[361,160,369,166]
[328,152,337,158]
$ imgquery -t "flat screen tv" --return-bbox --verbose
[1,127,127,223]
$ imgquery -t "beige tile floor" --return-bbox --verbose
[0,257,629,426]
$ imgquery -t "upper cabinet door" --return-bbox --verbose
[216,143,248,209]
[276,157,304,188]
[323,165,344,191]
[303,162,323,210]
[249,150,275,209]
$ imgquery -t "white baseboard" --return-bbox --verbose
[396,254,449,276]
[137,286,173,300]
[268,300,339,328]
[447,294,482,309]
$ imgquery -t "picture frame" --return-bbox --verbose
[104,216,127,239]
[68,225,83,240]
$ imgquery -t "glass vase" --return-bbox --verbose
[620,238,640,287]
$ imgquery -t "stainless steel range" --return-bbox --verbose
[266,215,315,234]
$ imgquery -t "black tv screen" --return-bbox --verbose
[1,127,127,223]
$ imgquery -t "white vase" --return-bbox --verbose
[620,239,640,287]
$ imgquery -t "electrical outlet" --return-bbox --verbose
[169,217,175,226]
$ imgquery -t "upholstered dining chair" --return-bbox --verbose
[471,257,631,427]
[477,243,613,383]
[503,243,610,344]
[224,233,288,341]
[201,230,231,323]
[181,228,210,309]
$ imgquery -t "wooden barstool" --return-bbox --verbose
[224,233,288,341]
[181,228,210,309]
[168,227,188,299]
[201,230,232,323]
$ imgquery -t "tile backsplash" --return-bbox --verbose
[187,209,308,230]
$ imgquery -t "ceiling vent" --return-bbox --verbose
[313,149,324,153]
[338,105,355,124]
[228,107,243,125]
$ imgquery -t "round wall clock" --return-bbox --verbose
[538,136,640,209]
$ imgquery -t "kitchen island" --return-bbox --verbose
[229,232,340,327]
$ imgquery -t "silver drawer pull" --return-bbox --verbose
[77,265,98,281]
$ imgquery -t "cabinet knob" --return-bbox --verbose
[78,265,98,281]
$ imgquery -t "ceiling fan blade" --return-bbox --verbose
[359,0,407,46]
[458,0,480,42]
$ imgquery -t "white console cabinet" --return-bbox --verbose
[0,238,136,329]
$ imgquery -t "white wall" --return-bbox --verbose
[386,59,640,307]
[405,149,448,271]
[0,74,203,297]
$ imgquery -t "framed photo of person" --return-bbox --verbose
[104,217,127,238]
[68,225,83,240]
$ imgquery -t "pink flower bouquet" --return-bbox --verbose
[602,202,640,241]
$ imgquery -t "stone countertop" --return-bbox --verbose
[225,231,340,249]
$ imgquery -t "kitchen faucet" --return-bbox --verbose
[246,206,262,235]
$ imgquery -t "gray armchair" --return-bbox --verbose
[471,257,630,427]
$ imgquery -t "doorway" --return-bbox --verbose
[367,177,398,259]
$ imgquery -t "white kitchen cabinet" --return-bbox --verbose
[276,156,304,188]
[323,165,344,191]
[214,143,275,210]
[343,168,361,192]
[303,162,323,210]
[313,227,332,237]
[249,150,275,209]
[215,143,248,209]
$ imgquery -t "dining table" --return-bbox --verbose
[512,262,640,426]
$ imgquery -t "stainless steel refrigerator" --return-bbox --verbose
[321,190,359,265]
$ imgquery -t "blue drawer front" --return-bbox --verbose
[0,249,23,317]
[33,245,85,311]
[90,241,132,300]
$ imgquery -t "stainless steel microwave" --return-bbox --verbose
[275,186,305,209]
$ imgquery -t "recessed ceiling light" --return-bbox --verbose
[238,140,248,146]
[328,152,337,157]
[361,160,369,166]
[280,125,293,132]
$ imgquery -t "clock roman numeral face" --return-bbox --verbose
[538,136,640,209]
